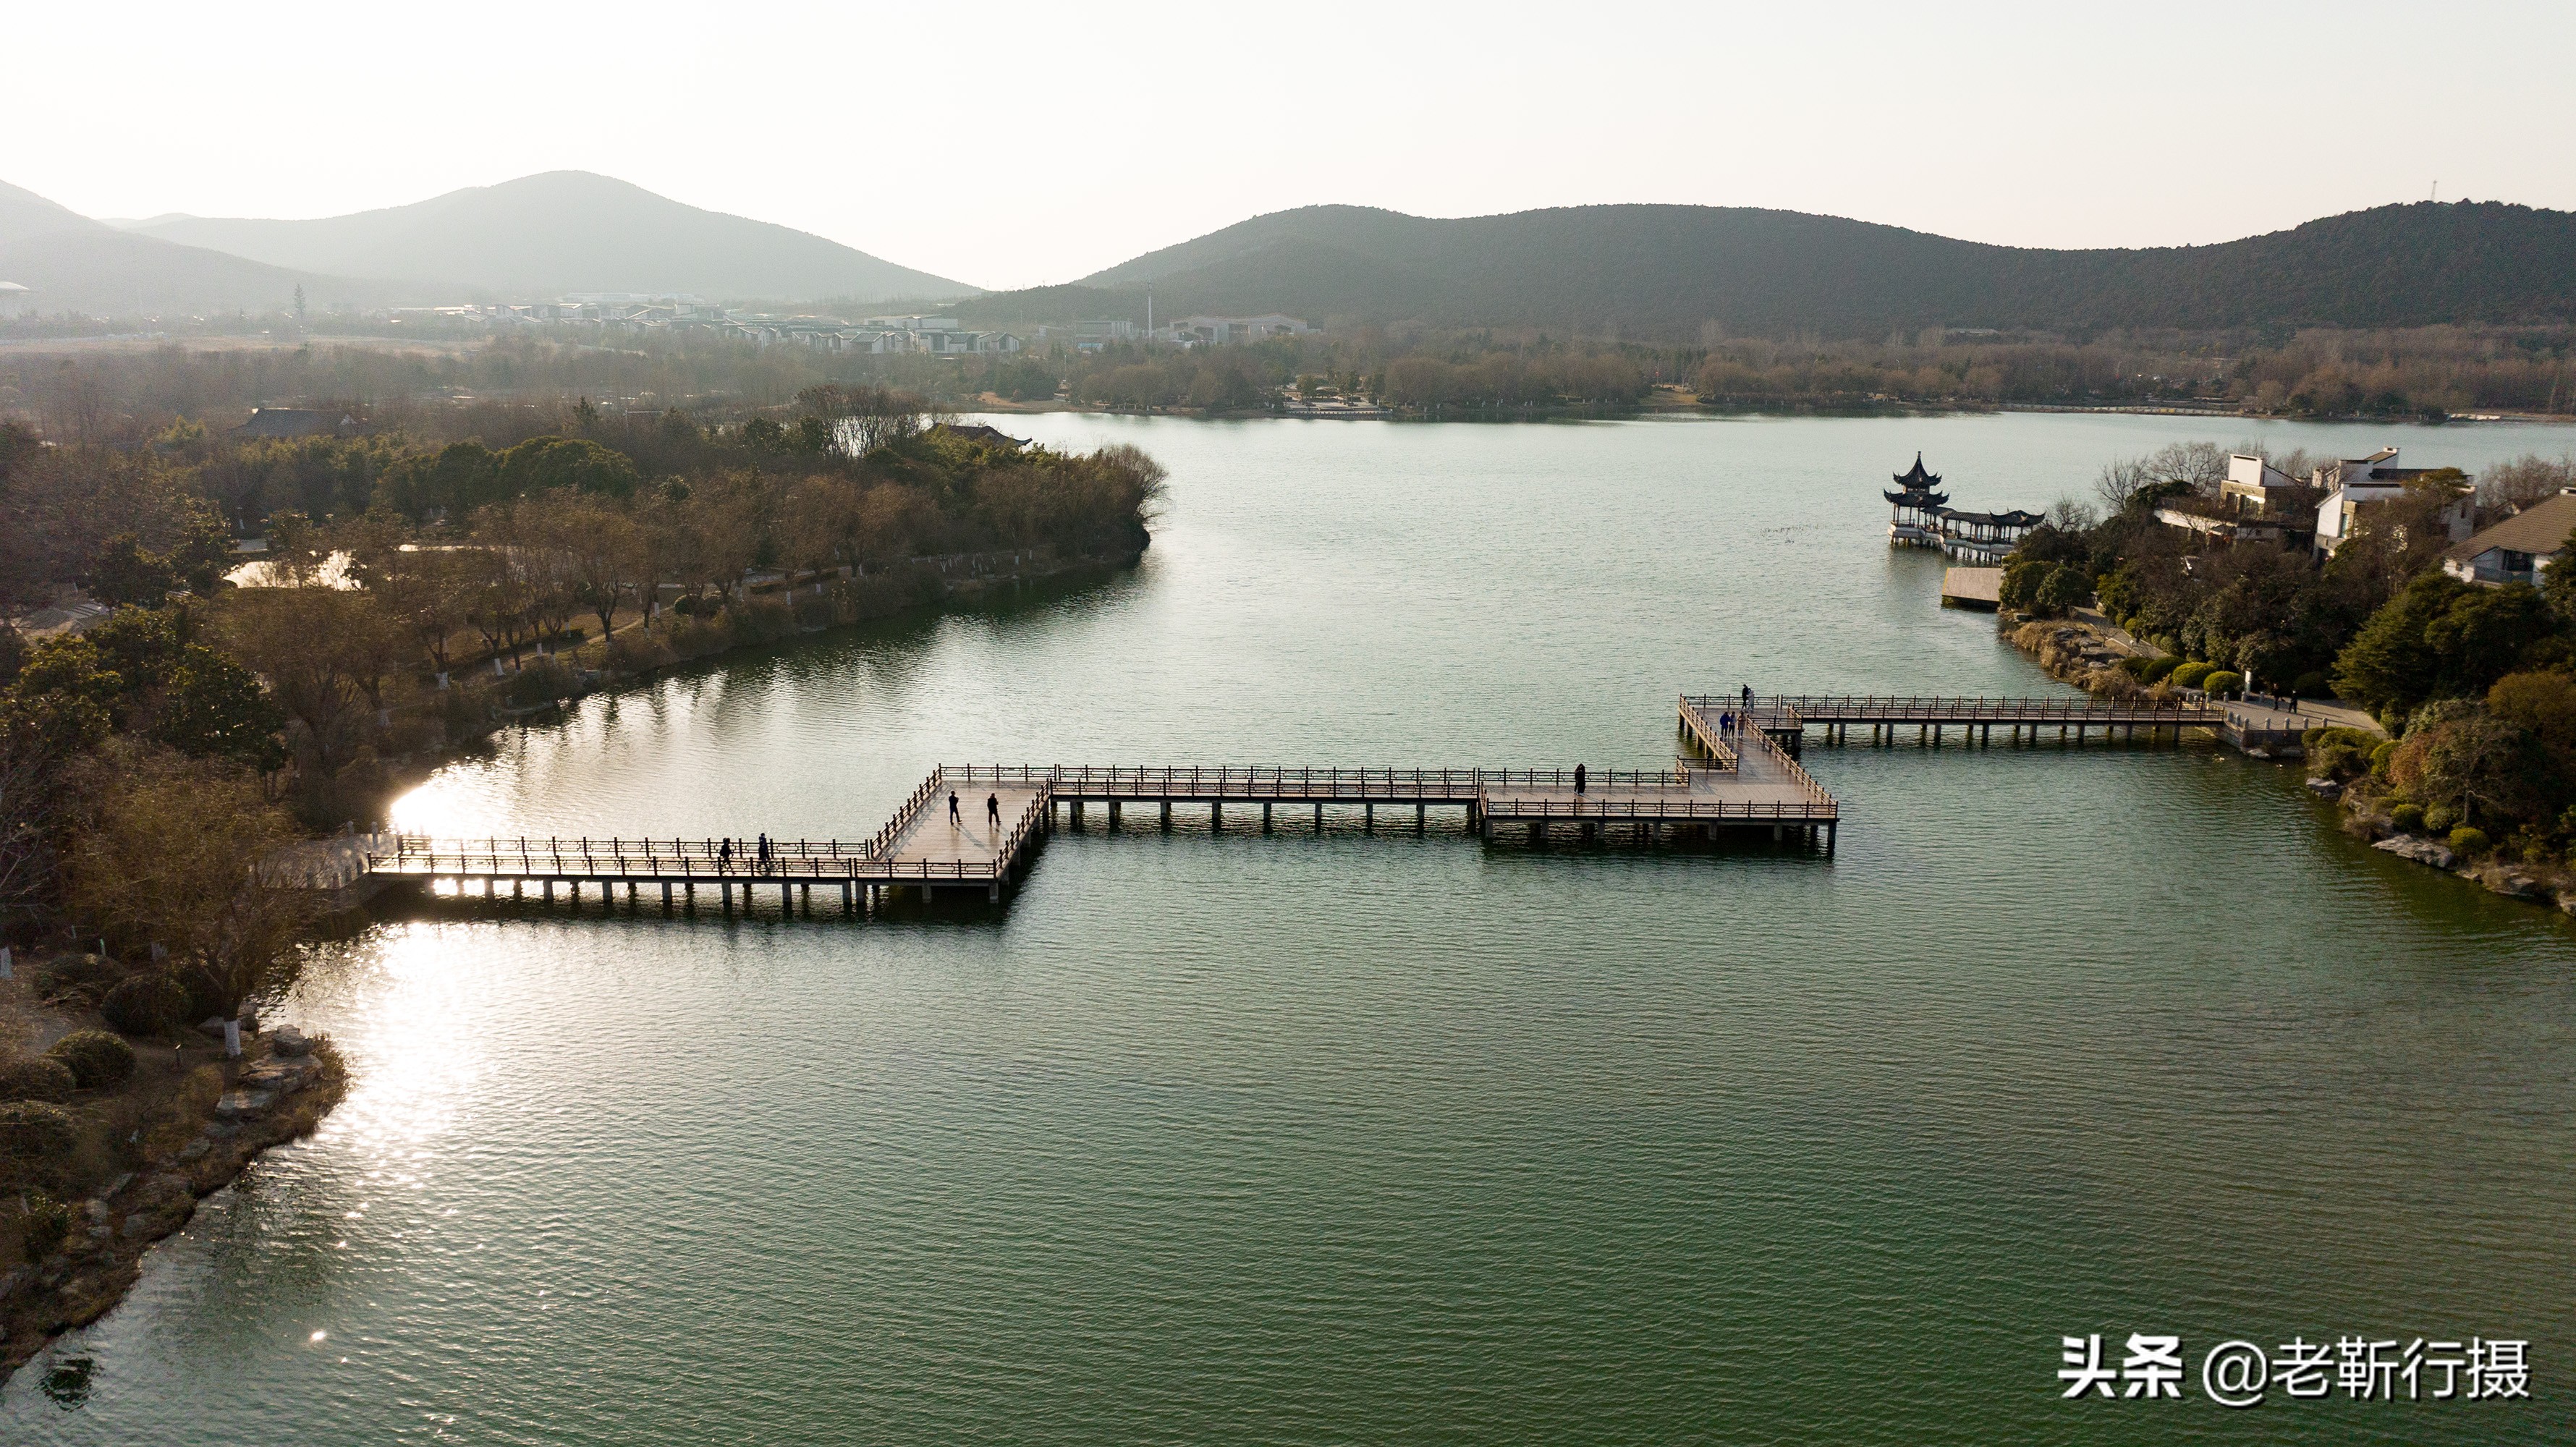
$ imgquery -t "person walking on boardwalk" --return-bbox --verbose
[718,837,734,872]
[949,790,962,827]
[1573,763,1586,794]
[758,833,773,874]
[986,792,1001,829]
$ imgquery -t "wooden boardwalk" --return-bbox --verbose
[363,687,2277,917]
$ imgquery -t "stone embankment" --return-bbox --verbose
[0,1026,346,1375]
[2336,793,2567,914]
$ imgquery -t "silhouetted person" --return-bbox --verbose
[758,833,772,873]
[718,838,733,870]
[1573,763,1586,794]
[949,790,961,826]
[986,793,1001,828]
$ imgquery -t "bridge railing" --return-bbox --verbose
[935,765,1697,797]
[1478,793,1836,822]
[371,835,1007,880]
[1753,694,2224,724]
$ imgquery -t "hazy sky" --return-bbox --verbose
[9,1,2571,289]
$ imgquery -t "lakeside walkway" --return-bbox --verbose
[363,687,2305,915]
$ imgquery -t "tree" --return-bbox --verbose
[64,746,309,1056]
[88,534,177,608]
[2334,573,2549,716]
[153,645,288,773]
[495,436,640,499]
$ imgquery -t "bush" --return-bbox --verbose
[2138,655,2179,684]
[0,1056,75,1104]
[19,1193,69,1260]
[2169,661,2216,689]
[500,658,572,709]
[603,630,675,674]
[100,972,189,1037]
[2202,670,2244,696]
[2369,739,2397,776]
[2390,802,2426,833]
[2291,671,2330,698]
[31,954,119,1009]
[2449,826,2492,857]
[2423,803,2461,835]
[0,1101,77,1164]
[45,1030,134,1090]
[2302,726,2381,781]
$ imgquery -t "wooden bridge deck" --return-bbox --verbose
[360,686,2284,917]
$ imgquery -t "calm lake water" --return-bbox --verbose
[9,412,2573,1443]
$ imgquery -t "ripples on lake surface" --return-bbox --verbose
[9,412,2572,1444]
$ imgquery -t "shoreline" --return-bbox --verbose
[0,987,347,1379]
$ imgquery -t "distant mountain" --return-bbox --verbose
[131,171,973,304]
[973,200,2576,338]
[0,179,344,314]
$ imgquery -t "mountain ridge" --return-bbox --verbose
[1008,200,2576,338]
[129,171,973,304]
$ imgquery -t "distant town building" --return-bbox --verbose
[0,281,35,318]
[1158,314,1313,345]
[2442,489,2576,587]
[234,406,355,439]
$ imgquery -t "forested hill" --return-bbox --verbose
[125,171,973,305]
[993,200,2576,338]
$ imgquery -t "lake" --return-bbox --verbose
[9,410,2571,1443]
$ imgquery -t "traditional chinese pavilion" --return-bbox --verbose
[1884,452,2043,563]
[1886,454,1949,548]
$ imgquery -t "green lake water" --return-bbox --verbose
[7,412,2572,1443]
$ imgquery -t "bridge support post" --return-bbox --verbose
[798,882,810,915]
[542,879,554,902]
[842,881,853,915]
[1528,821,1543,844]
[1161,801,1172,830]
[1071,800,1085,830]
[662,882,673,913]
[988,879,1000,904]
[1315,802,1324,832]
[1364,802,1373,833]
[1773,824,1784,841]
[781,880,793,913]
[1826,821,1837,856]
[1416,802,1426,833]
[1580,820,1595,842]
[513,880,523,900]
[720,881,733,912]
[1108,801,1120,829]
[1211,802,1222,831]
[1262,802,1272,832]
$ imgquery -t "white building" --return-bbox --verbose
[0,281,34,318]
[2441,490,2576,587]
[2312,447,2475,556]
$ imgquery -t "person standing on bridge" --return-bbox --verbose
[1573,763,1586,794]
[986,792,1001,829]
[949,790,962,828]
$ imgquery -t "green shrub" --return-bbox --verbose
[500,658,572,708]
[2369,739,2397,776]
[2290,671,2330,697]
[2169,661,2216,689]
[31,954,119,1009]
[0,1102,77,1164]
[2201,670,2244,696]
[2449,826,2492,857]
[18,1192,70,1260]
[2389,802,2426,833]
[45,1030,133,1090]
[0,1057,75,1104]
[2138,655,2180,684]
[2423,803,2461,835]
[100,972,188,1037]
[2302,726,2381,781]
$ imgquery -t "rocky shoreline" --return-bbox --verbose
[0,1024,347,1377]
[2326,784,2572,914]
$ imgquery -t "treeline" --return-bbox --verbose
[2003,439,2576,867]
[0,357,1165,948]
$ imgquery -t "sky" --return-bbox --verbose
[7,1,2572,291]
